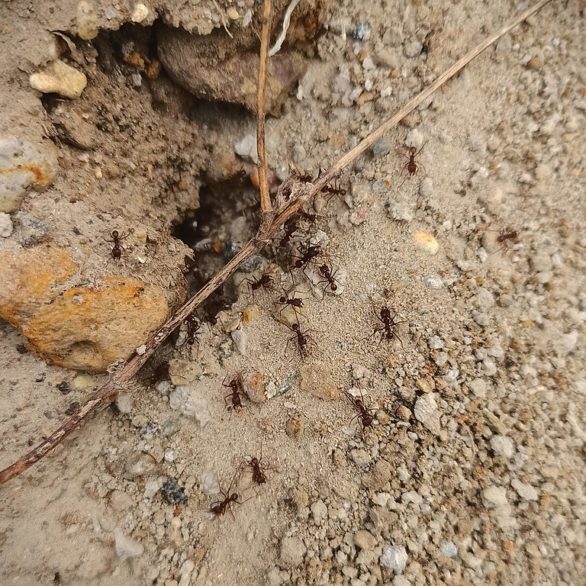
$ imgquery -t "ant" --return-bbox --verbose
[348,391,375,431]
[373,304,405,348]
[287,322,316,359]
[183,314,201,347]
[280,218,299,247]
[317,263,339,293]
[244,273,275,297]
[106,230,128,260]
[223,374,245,411]
[292,243,321,271]
[210,472,244,517]
[278,290,304,317]
[397,143,426,188]
[321,180,346,200]
[496,227,520,250]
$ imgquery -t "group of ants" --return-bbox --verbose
[105,144,520,517]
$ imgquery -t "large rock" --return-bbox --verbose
[157,0,330,113]
[0,245,169,371]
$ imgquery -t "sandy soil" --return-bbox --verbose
[1,1,585,585]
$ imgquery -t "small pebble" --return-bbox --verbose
[234,134,258,163]
[0,212,13,237]
[511,479,539,501]
[162,478,187,505]
[405,128,424,150]
[311,500,328,525]
[413,231,439,255]
[114,529,144,559]
[385,201,413,222]
[441,542,458,558]
[280,536,306,569]
[71,373,95,390]
[380,545,408,574]
[115,392,133,414]
[231,329,248,355]
[354,530,377,550]
[286,414,304,439]
[30,59,87,99]
[124,452,157,480]
[423,273,443,289]
[483,485,508,507]
[169,386,210,427]
[490,435,515,459]
[403,39,423,58]
[414,393,441,434]
[131,2,149,22]
[200,470,220,496]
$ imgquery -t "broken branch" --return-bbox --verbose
[257,0,273,225]
[0,0,553,484]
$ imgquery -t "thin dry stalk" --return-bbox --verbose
[257,0,273,225]
[0,0,553,485]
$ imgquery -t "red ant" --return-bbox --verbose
[223,374,245,411]
[397,143,426,188]
[210,472,245,517]
[183,314,201,347]
[106,230,128,260]
[373,304,405,348]
[278,290,304,317]
[348,391,375,431]
[244,273,274,297]
[317,263,339,293]
[280,218,299,247]
[292,243,321,271]
[287,322,316,359]
[496,227,520,250]
[321,180,346,200]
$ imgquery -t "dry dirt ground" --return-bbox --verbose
[1,1,585,585]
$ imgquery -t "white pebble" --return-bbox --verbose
[169,386,211,427]
[511,479,539,501]
[490,435,515,459]
[414,394,440,434]
[482,485,508,507]
[234,134,259,163]
[231,328,248,355]
[405,128,424,150]
[380,545,408,574]
[200,470,220,495]
[423,273,443,289]
[131,3,149,22]
[441,542,458,558]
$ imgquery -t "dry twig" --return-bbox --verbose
[0,0,553,484]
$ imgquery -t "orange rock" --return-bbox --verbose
[0,245,77,324]
[0,245,169,371]
[22,276,168,371]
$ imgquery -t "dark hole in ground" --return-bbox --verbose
[172,172,264,322]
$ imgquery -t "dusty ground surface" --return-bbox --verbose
[1,0,585,585]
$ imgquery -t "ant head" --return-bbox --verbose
[408,146,417,154]
[230,493,239,501]
[251,457,258,465]
[331,283,338,291]
[279,296,286,303]
[381,305,391,316]
[112,230,119,237]
[291,323,300,331]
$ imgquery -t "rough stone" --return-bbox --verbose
[414,393,441,434]
[482,485,508,507]
[380,545,408,573]
[280,536,306,569]
[490,435,515,459]
[354,529,377,550]
[169,386,210,427]
[310,500,328,525]
[511,479,539,501]
[0,136,57,213]
[29,59,87,99]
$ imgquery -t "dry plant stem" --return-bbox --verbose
[257,0,273,226]
[0,0,553,485]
